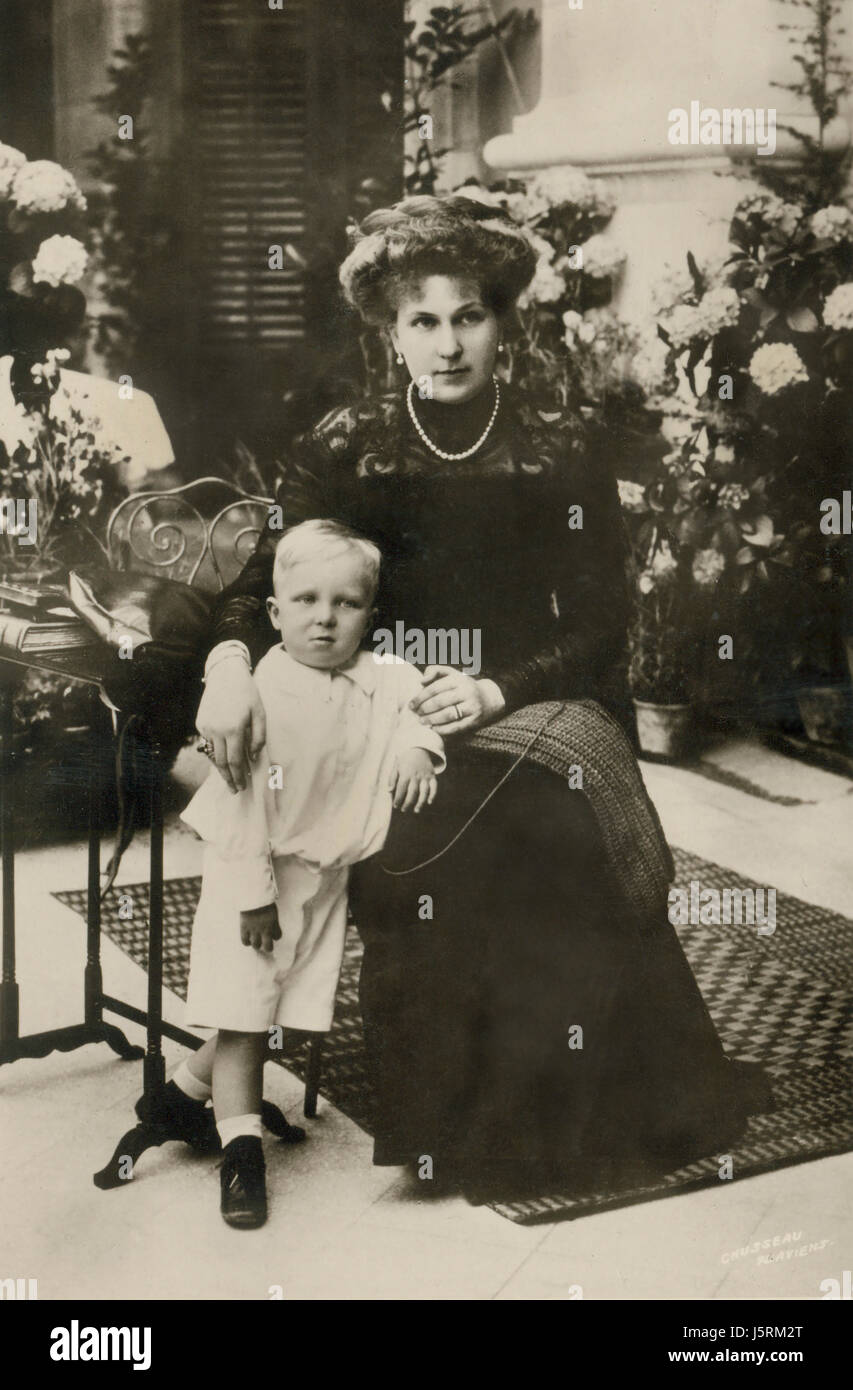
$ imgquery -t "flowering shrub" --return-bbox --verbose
[0,144,26,199]
[0,144,126,576]
[627,172,853,712]
[10,161,87,217]
[31,234,88,290]
[0,141,89,363]
[625,2,853,720]
[823,281,853,330]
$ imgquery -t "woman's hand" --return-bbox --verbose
[196,656,266,793]
[240,904,282,953]
[409,666,506,737]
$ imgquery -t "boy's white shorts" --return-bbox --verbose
[185,848,349,1034]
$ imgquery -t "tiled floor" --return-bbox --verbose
[1,739,850,1300]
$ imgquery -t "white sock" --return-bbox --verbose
[173,1059,212,1102]
[217,1113,263,1148]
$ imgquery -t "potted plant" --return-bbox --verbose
[628,541,698,760]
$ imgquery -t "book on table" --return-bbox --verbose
[0,582,97,652]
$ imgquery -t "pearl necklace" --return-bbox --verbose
[406,377,500,461]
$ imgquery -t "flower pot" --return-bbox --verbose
[795,687,849,746]
[633,699,695,762]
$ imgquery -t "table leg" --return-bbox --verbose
[0,677,19,1055]
[84,689,103,1029]
[304,1035,324,1118]
[143,738,166,1101]
[94,737,169,1189]
[86,694,142,1062]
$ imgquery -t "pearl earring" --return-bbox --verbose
[396,352,404,365]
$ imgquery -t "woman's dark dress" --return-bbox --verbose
[211,385,769,1196]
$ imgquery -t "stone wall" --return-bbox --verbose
[430,0,853,322]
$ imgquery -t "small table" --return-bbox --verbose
[0,641,208,1184]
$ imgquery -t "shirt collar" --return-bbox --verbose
[272,646,376,696]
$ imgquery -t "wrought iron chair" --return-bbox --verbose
[100,478,327,1166]
[106,476,273,595]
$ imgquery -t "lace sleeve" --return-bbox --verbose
[488,430,630,713]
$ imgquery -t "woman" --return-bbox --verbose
[196,195,770,1199]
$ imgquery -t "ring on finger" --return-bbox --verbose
[454,703,463,721]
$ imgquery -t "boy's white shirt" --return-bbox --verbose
[182,646,445,909]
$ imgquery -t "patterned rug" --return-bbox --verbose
[55,846,853,1225]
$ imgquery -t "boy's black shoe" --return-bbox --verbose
[220,1136,267,1229]
[135,1080,220,1152]
[134,1082,305,1153]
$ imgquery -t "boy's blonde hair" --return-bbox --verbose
[272,519,381,599]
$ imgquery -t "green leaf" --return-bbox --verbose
[786,305,819,332]
[687,250,706,296]
[741,514,775,548]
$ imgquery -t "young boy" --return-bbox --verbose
[176,519,444,1228]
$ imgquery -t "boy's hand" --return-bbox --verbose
[390,748,439,813]
[240,903,281,953]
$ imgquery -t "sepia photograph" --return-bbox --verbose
[0,0,851,1334]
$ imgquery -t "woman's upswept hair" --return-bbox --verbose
[339,193,537,325]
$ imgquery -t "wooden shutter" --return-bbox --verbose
[184,0,308,361]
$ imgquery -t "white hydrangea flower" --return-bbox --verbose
[638,570,656,595]
[735,191,801,235]
[579,233,626,280]
[698,286,741,335]
[810,205,853,244]
[577,319,597,344]
[651,264,694,313]
[823,282,853,331]
[776,203,803,237]
[539,166,615,216]
[663,303,702,349]
[617,479,646,511]
[748,343,809,394]
[10,160,87,214]
[631,334,670,394]
[520,257,565,306]
[517,233,565,307]
[692,548,726,587]
[32,234,88,288]
[0,142,26,198]
[508,167,616,223]
[735,191,785,222]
